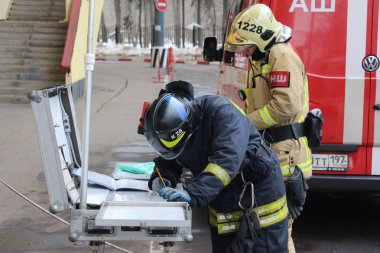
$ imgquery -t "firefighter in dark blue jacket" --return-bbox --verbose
[143,81,288,253]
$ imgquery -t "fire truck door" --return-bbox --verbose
[266,0,372,175]
[369,0,380,175]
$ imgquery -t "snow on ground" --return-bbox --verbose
[96,41,205,61]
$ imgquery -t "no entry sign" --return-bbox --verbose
[156,0,168,12]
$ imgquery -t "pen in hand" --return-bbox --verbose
[155,167,166,187]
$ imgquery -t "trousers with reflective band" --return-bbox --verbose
[275,136,313,180]
[209,194,288,234]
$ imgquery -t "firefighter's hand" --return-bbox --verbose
[159,187,195,206]
[286,166,308,219]
[287,198,303,219]
[151,177,172,193]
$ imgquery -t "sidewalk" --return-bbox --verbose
[0,59,215,253]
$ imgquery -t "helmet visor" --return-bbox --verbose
[225,27,254,52]
[155,94,188,133]
[153,94,192,159]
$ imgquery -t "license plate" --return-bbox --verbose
[312,154,349,171]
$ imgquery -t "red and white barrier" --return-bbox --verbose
[151,47,169,68]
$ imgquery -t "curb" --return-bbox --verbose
[196,61,210,65]
[118,58,132,61]
[95,57,219,65]
[96,57,134,61]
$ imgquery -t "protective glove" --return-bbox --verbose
[151,177,172,193]
[286,166,308,219]
[287,197,303,219]
[287,166,308,207]
[159,187,195,206]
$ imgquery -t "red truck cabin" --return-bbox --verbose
[208,0,380,191]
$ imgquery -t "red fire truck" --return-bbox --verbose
[203,0,380,191]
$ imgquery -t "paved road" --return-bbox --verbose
[0,60,216,253]
[1,60,380,253]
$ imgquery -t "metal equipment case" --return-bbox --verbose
[29,85,193,249]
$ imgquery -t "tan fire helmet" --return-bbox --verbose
[225,4,283,53]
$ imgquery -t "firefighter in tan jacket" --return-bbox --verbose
[225,4,312,253]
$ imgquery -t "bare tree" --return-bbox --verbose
[108,0,224,47]
[148,0,155,47]
[203,0,217,27]
[114,0,121,43]
[100,11,107,42]
[138,0,143,47]
[123,0,136,45]
[182,0,185,47]
[211,0,216,35]
[190,0,201,46]
[172,0,181,47]
[191,0,217,46]
[197,0,201,46]
[143,0,150,47]
[223,0,229,24]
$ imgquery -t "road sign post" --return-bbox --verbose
[153,0,167,47]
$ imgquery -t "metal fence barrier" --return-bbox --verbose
[102,25,224,48]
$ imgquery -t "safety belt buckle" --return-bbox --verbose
[290,123,300,139]
[262,129,274,145]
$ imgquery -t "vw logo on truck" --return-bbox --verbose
[362,55,380,72]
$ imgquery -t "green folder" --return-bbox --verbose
[115,162,155,174]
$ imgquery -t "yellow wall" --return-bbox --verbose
[65,0,72,22]
[0,0,13,20]
[67,0,104,84]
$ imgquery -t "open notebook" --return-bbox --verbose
[72,168,149,191]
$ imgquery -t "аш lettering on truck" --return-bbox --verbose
[203,0,380,192]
